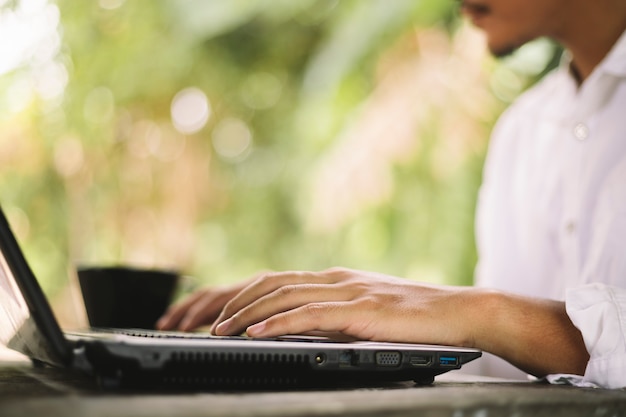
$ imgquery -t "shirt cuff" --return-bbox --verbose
[565,283,626,389]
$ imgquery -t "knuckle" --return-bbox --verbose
[276,285,297,296]
[302,302,328,318]
[345,280,368,293]
[256,271,292,289]
[354,295,379,310]
[276,284,297,297]
[255,272,274,285]
[321,267,352,282]
[323,266,347,275]
[255,272,277,286]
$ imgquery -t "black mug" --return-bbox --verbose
[77,266,179,329]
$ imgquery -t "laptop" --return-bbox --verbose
[0,206,481,389]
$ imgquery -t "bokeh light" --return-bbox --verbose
[0,0,60,76]
[211,118,253,161]
[170,87,211,135]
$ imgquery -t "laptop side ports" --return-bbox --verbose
[409,355,432,367]
[339,350,359,367]
[438,355,459,367]
[375,351,401,367]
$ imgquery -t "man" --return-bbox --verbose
[158,0,626,388]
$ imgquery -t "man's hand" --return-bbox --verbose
[210,268,479,348]
[158,267,589,378]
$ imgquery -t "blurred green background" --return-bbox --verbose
[0,0,558,326]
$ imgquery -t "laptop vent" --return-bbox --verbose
[169,352,307,364]
[161,352,308,388]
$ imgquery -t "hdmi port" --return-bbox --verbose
[409,355,432,367]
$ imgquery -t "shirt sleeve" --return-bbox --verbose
[565,283,626,389]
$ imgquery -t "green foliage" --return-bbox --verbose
[0,0,557,312]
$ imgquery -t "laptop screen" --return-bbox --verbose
[0,249,32,350]
[0,208,71,366]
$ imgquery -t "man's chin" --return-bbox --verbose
[485,33,540,59]
[487,42,521,59]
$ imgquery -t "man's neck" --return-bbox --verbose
[557,1,626,84]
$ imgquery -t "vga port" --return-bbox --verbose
[375,351,401,367]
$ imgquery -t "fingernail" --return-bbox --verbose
[246,321,266,337]
[215,318,232,335]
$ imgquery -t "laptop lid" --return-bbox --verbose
[0,207,72,367]
[0,205,481,389]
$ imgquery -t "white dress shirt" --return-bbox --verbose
[474,29,626,388]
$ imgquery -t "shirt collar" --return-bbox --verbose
[560,28,626,82]
[600,28,626,78]
[547,29,626,122]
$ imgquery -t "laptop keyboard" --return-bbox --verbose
[106,328,247,339]
[100,328,339,343]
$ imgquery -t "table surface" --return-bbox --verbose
[1,347,625,417]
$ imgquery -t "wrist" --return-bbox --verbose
[460,288,589,376]
[459,287,504,351]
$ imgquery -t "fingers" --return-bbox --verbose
[160,268,367,338]
[245,302,359,338]
[177,294,225,331]
[210,271,339,334]
[156,288,232,331]
[212,283,353,336]
[156,273,275,331]
[211,272,358,335]
[156,290,207,330]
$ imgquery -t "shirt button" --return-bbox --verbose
[566,221,576,234]
[573,123,589,140]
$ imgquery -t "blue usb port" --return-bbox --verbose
[439,356,459,367]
